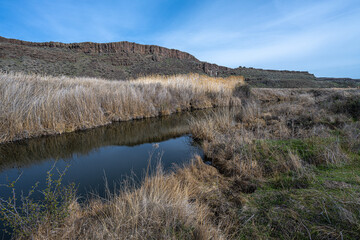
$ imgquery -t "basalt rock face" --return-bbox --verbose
[0,36,215,79]
[0,36,197,60]
[0,36,357,87]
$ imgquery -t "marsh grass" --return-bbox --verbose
[0,72,243,143]
[188,88,360,238]
[30,159,227,240]
[4,86,360,239]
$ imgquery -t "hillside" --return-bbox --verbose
[0,36,359,87]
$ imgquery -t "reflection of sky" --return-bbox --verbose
[0,136,201,200]
[1,0,359,78]
[0,108,230,199]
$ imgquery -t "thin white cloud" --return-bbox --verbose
[155,0,360,77]
[1,0,359,77]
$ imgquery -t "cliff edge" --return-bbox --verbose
[0,36,357,87]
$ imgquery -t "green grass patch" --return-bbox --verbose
[239,166,360,239]
[233,136,360,239]
[268,173,312,190]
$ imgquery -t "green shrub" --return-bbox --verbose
[0,164,76,238]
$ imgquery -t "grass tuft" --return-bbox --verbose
[0,72,243,143]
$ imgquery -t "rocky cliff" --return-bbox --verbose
[0,37,197,60]
[0,36,357,87]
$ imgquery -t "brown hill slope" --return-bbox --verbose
[0,36,226,79]
[0,36,359,87]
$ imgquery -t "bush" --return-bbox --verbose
[233,84,252,99]
[344,97,360,120]
[330,95,360,120]
[0,164,76,238]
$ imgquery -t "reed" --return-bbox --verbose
[28,159,226,240]
[0,72,243,143]
[4,85,360,239]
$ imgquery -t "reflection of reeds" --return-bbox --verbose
[0,107,236,171]
[0,72,243,143]
[10,88,360,240]
[32,159,225,239]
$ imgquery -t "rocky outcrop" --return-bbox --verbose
[0,36,197,60]
[201,62,229,77]
[0,36,358,87]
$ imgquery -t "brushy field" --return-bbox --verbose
[189,87,360,239]
[1,84,360,239]
[0,72,243,143]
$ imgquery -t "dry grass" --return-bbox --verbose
[191,88,360,178]
[0,72,243,143]
[187,87,360,238]
[6,86,360,239]
[32,159,226,240]
[134,74,244,92]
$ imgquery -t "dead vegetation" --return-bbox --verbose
[0,72,243,143]
[3,84,360,239]
[189,87,360,239]
[26,159,226,240]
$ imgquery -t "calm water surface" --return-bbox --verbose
[0,108,236,239]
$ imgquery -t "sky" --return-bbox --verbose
[0,0,359,78]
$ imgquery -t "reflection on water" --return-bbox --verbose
[0,108,237,195]
[0,107,237,238]
[0,108,225,171]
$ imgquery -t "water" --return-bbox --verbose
[0,136,198,200]
[0,108,231,239]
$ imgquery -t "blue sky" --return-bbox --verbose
[0,0,359,78]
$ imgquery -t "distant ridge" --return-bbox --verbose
[0,36,197,60]
[0,36,358,88]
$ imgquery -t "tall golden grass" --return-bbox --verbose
[0,72,243,143]
[31,158,227,240]
[6,87,360,239]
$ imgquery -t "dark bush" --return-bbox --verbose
[233,84,252,99]
[331,96,360,120]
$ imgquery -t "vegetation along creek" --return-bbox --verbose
[0,107,242,239]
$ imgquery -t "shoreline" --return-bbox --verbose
[0,72,243,144]
[1,81,359,239]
